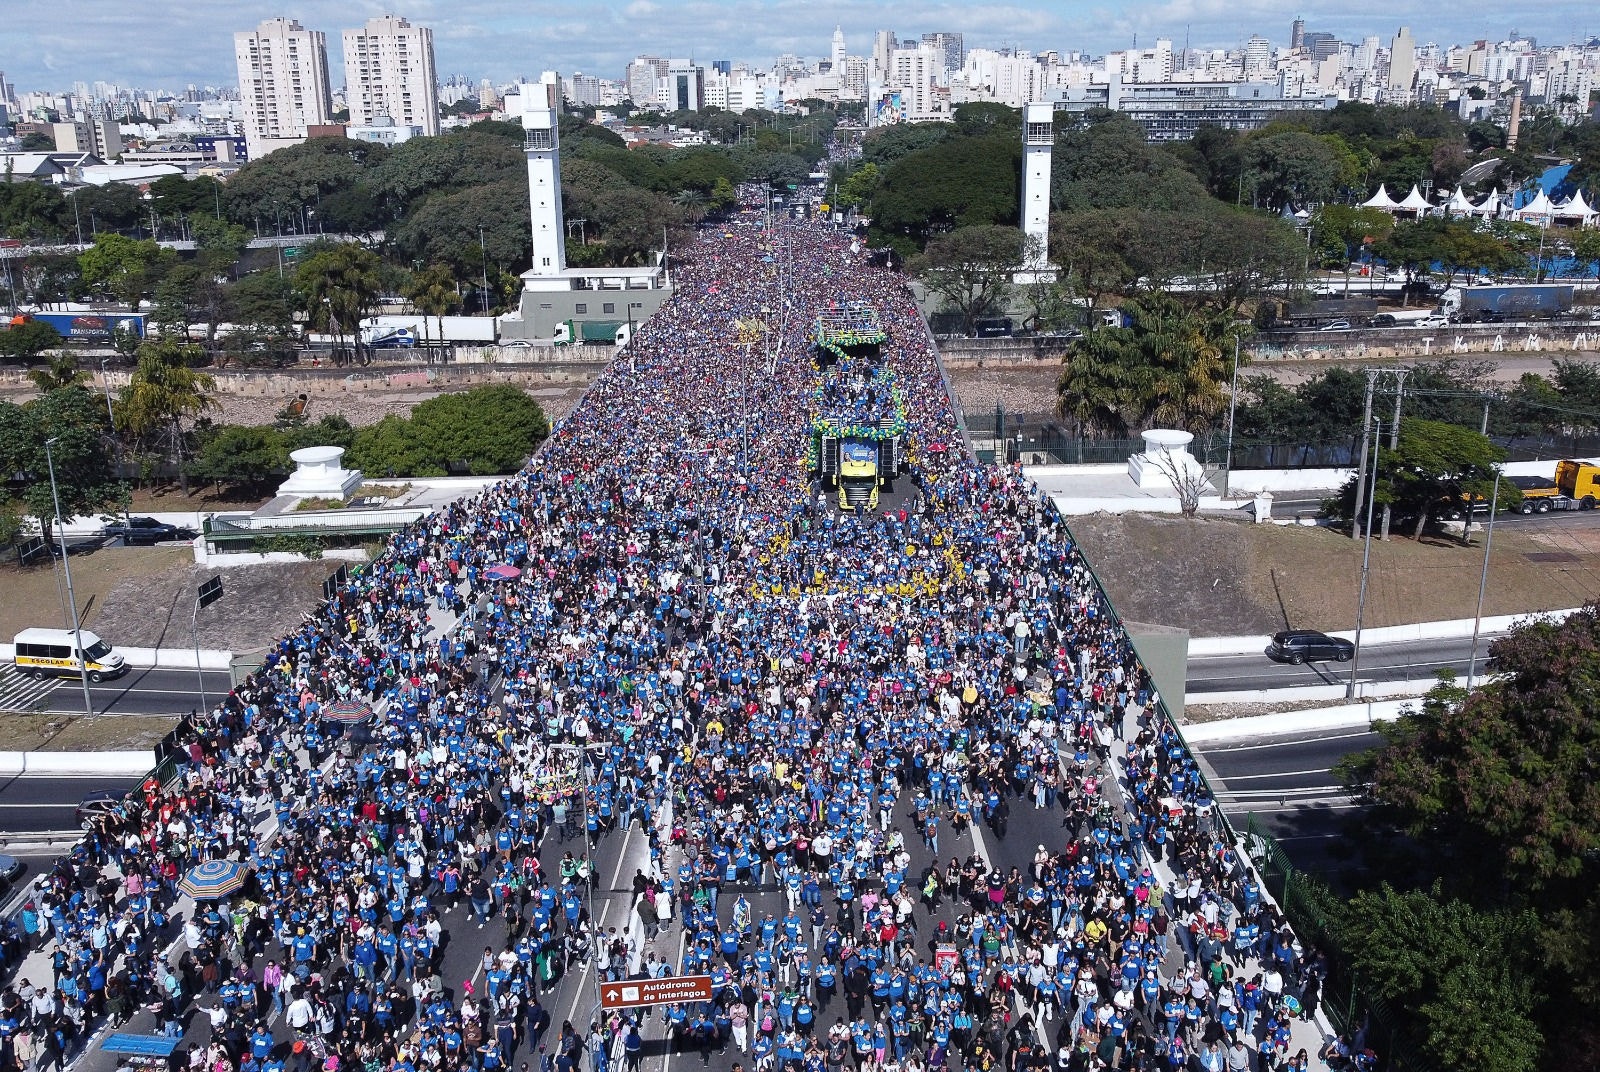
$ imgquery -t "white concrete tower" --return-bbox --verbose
[521,73,567,277]
[832,27,847,68]
[1020,103,1054,277]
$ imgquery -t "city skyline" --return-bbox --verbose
[4,0,1597,94]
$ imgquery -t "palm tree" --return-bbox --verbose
[404,264,463,358]
[296,244,383,366]
[118,337,216,496]
[27,354,89,392]
[674,189,709,225]
[1058,292,1234,439]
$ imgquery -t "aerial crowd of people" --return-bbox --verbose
[0,191,1341,1072]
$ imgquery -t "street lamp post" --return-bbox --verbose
[479,227,491,314]
[1346,417,1384,699]
[44,438,95,718]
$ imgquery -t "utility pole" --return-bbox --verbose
[1347,417,1384,699]
[1223,335,1242,494]
[1350,369,1381,539]
[1378,368,1410,540]
[45,438,95,719]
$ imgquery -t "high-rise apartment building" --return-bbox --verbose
[1387,26,1416,100]
[921,32,965,76]
[625,57,666,107]
[342,15,438,136]
[51,117,122,160]
[234,17,333,159]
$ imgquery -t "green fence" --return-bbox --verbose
[1242,814,1439,1072]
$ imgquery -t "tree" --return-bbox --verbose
[0,319,64,363]
[0,390,122,542]
[188,424,288,492]
[1328,417,1511,540]
[404,264,463,351]
[1057,292,1238,437]
[1241,130,1358,209]
[836,162,880,209]
[117,337,216,495]
[348,386,548,476]
[77,233,167,308]
[1571,228,1600,283]
[26,354,87,392]
[295,244,383,363]
[918,226,1022,334]
[1335,883,1544,1072]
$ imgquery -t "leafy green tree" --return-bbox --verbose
[1312,204,1395,269]
[78,233,168,308]
[869,132,1020,251]
[1241,130,1357,209]
[222,137,386,231]
[295,244,383,360]
[189,424,288,492]
[1570,228,1600,283]
[389,179,532,276]
[1057,292,1237,437]
[917,226,1022,334]
[835,162,880,209]
[1336,883,1544,1072]
[190,214,251,274]
[347,414,430,478]
[1327,417,1512,539]
[0,178,68,241]
[26,354,86,392]
[0,319,64,363]
[70,183,142,233]
[0,390,122,541]
[405,386,548,474]
[117,336,216,495]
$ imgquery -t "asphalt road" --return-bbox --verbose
[0,666,235,717]
[0,774,143,836]
[1193,728,1383,887]
[1187,634,1499,694]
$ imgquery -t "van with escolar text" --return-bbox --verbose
[10,628,127,682]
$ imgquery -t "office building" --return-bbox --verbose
[921,32,965,76]
[234,17,333,159]
[658,60,705,112]
[1388,26,1416,100]
[342,15,438,136]
[625,57,666,107]
[1048,77,1336,141]
[51,117,122,160]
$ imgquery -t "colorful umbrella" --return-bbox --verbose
[178,860,248,900]
[484,563,521,581]
[324,699,375,724]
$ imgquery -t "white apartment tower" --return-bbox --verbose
[234,18,334,159]
[832,27,847,69]
[521,74,566,278]
[1388,26,1416,100]
[1020,104,1054,277]
[342,15,439,136]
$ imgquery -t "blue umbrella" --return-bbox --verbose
[178,860,248,900]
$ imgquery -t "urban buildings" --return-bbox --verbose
[341,15,439,136]
[233,17,333,160]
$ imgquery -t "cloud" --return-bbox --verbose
[0,0,1594,92]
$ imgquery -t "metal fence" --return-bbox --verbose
[1242,814,1439,1072]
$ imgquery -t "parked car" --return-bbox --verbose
[1266,630,1355,664]
[74,789,131,828]
[0,854,23,883]
[101,517,193,545]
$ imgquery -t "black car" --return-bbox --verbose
[1266,629,1355,664]
[102,517,192,545]
[74,789,131,828]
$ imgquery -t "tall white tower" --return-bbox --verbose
[832,27,847,68]
[1020,103,1054,276]
[521,73,567,277]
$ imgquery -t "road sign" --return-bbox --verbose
[283,247,300,258]
[600,975,713,1010]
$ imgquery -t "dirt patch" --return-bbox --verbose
[948,364,1061,419]
[1182,697,1399,725]
[0,548,331,655]
[1067,513,1600,637]
[0,711,178,751]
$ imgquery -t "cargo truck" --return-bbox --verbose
[1438,283,1574,323]
[13,311,145,344]
[1504,462,1600,513]
[553,319,629,345]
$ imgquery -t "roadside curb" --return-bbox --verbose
[1186,676,1437,706]
[1178,699,1416,744]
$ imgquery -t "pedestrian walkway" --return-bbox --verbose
[0,666,62,712]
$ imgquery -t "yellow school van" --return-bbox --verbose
[11,628,127,682]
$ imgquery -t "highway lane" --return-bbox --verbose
[0,774,143,835]
[1188,634,1499,693]
[0,666,235,717]
[1193,728,1384,886]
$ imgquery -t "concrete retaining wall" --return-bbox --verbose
[1181,699,1414,743]
[0,751,155,776]
[0,643,234,670]
[1188,607,1581,656]
[192,547,370,568]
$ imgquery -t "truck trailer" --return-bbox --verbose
[1438,283,1574,323]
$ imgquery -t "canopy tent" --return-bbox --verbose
[1553,190,1596,226]
[1360,184,1400,211]
[1472,188,1502,216]
[1442,187,1477,214]
[1513,189,1556,223]
[1395,185,1434,214]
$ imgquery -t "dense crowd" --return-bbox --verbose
[0,196,1342,1072]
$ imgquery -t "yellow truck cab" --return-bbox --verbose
[1554,459,1600,508]
[11,627,127,682]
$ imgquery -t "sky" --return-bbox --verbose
[4,0,1598,94]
